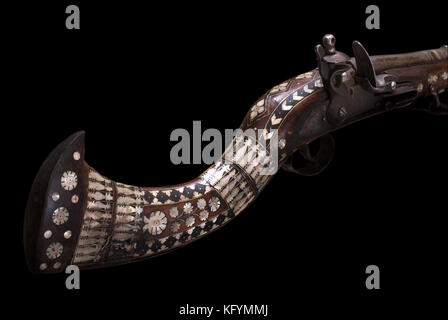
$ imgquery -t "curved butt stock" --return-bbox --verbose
[24,70,328,273]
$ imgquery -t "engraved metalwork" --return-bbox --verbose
[209,197,221,212]
[46,242,63,260]
[52,207,69,225]
[61,171,78,190]
[143,211,167,236]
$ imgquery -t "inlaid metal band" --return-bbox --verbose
[98,180,118,261]
[263,74,323,147]
[229,161,259,199]
[73,168,115,264]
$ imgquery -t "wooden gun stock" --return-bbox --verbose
[24,35,447,273]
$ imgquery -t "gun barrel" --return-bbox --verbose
[370,46,447,73]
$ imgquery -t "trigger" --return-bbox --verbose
[282,134,335,176]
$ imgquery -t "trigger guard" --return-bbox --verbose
[282,134,335,176]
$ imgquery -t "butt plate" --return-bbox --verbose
[24,131,88,273]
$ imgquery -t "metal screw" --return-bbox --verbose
[417,83,423,93]
[338,107,347,117]
[390,81,396,90]
[278,139,286,150]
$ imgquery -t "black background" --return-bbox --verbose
[4,0,447,317]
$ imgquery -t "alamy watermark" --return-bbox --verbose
[170,121,279,176]
[365,264,380,290]
[365,5,380,30]
[65,265,80,289]
[66,5,80,30]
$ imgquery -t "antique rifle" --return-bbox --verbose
[24,35,447,273]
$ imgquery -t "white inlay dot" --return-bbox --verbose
[71,195,79,204]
